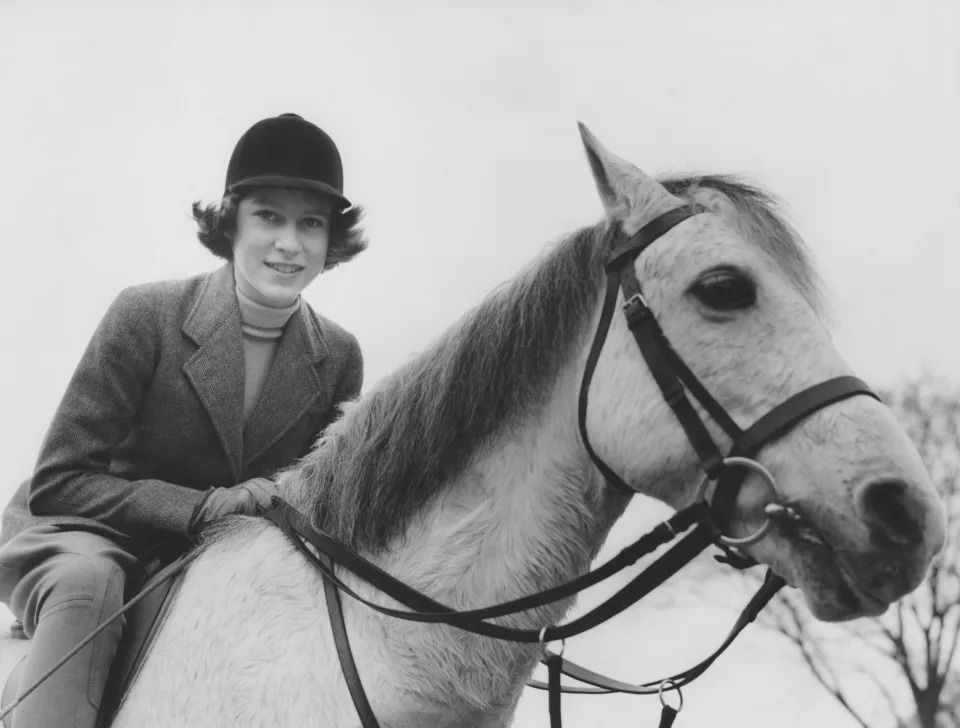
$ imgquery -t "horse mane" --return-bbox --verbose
[282,175,822,552]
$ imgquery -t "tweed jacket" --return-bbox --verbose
[0,263,362,553]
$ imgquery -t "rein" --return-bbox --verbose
[265,505,783,728]
[268,207,880,728]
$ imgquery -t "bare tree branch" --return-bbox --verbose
[941,614,960,680]
[851,664,908,725]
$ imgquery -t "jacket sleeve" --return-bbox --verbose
[28,286,207,541]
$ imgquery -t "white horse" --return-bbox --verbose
[6,126,948,727]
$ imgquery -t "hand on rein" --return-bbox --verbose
[192,478,280,528]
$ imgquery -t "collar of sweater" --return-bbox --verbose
[235,287,300,340]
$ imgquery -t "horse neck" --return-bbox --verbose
[330,362,636,719]
[375,362,628,620]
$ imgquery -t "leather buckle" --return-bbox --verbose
[621,292,648,312]
[622,293,652,327]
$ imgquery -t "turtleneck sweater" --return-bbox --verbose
[235,288,300,423]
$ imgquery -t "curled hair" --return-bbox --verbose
[191,192,368,269]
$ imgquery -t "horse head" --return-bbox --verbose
[577,124,946,620]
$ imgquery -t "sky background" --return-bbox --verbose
[1,1,958,726]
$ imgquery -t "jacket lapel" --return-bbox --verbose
[181,265,245,482]
[243,302,328,466]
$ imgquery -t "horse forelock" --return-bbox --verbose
[278,175,823,554]
[661,174,826,317]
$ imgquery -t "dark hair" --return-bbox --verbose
[191,192,367,270]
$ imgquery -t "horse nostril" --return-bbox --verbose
[857,479,925,548]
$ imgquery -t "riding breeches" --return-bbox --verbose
[0,525,137,728]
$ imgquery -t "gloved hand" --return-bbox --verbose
[235,477,281,511]
[189,478,280,531]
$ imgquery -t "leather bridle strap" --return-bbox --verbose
[578,208,719,493]
[710,376,879,528]
[736,375,879,455]
[269,504,705,623]
[617,274,726,479]
[266,505,716,643]
[530,569,785,695]
[320,551,379,728]
[535,571,786,728]
[577,273,636,492]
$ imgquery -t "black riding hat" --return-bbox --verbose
[225,113,351,209]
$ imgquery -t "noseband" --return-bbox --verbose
[261,207,881,728]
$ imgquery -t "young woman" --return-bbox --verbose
[0,113,367,728]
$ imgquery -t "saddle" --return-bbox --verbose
[2,549,192,728]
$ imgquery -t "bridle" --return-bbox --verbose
[580,205,877,546]
[262,205,881,728]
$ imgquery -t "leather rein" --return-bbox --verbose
[265,206,880,728]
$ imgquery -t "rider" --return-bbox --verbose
[0,113,366,728]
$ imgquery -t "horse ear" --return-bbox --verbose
[577,122,683,229]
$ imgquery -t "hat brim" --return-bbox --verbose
[228,175,351,209]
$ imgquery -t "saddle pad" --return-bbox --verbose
[95,556,191,728]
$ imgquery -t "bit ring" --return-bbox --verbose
[695,456,780,547]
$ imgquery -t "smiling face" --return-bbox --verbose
[231,187,332,307]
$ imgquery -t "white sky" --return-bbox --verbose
[1,1,958,726]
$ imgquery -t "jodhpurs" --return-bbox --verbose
[0,525,137,728]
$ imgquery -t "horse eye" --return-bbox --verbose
[689,269,757,311]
